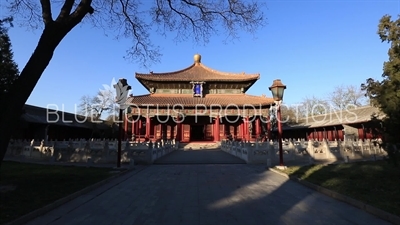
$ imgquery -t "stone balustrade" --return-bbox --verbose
[221,138,388,166]
[6,138,179,165]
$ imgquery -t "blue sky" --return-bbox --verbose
[6,0,400,114]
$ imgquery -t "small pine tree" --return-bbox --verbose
[0,17,19,95]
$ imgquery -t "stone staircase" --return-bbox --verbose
[179,142,221,150]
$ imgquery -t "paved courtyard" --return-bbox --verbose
[154,149,246,164]
[26,164,390,225]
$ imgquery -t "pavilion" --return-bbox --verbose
[124,54,275,143]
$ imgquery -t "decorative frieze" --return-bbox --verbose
[156,89,177,94]
[214,89,242,94]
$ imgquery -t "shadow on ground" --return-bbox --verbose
[153,149,246,164]
[25,162,392,225]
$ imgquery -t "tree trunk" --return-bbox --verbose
[0,22,72,167]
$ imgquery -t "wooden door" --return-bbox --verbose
[183,124,190,142]
[173,125,177,139]
[219,124,224,140]
[155,124,161,139]
[166,125,171,139]
[161,124,167,140]
[205,124,213,140]
[230,125,235,137]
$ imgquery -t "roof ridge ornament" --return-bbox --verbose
[194,54,201,64]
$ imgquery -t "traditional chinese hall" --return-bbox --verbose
[123,54,274,143]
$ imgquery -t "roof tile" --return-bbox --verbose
[295,105,385,128]
[135,63,260,82]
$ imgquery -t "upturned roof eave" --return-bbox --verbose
[134,62,260,82]
[125,94,275,107]
[135,75,260,82]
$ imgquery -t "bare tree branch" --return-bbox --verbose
[328,84,368,110]
[7,0,42,29]
[3,0,265,96]
[118,0,152,63]
[56,0,75,22]
[11,0,263,66]
[69,0,94,26]
[39,0,53,24]
[79,89,118,121]
[167,0,199,35]
[299,96,330,117]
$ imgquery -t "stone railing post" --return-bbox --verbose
[322,139,330,159]
[288,140,295,161]
[358,139,364,157]
[148,140,154,163]
[306,139,314,158]
[104,139,110,155]
[351,140,356,158]
[29,139,35,157]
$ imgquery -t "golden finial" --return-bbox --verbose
[194,54,201,64]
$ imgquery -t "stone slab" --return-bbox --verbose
[269,167,400,225]
[23,164,391,225]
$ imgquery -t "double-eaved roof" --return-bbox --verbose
[129,54,274,107]
[135,62,260,82]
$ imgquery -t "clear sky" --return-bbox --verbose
[6,0,400,115]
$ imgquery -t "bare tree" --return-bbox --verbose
[261,94,304,126]
[79,90,117,121]
[266,104,302,140]
[79,90,118,139]
[289,85,368,119]
[298,96,330,117]
[104,114,118,126]
[328,84,368,110]
[0,0,266,165]
[281,104,303,124]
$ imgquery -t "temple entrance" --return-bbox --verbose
[190,125,205,141]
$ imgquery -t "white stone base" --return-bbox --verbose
[276,165,287,170]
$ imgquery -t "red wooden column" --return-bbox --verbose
[138,117,142,140]
[137,119,140,137]
[240,117,244,140]
[176,116,181,141]
[255,116,260,138]
[214,116,220,141]
[246,116,250,140]
[145,116,150,139]
[266,116,272,140]
[131,118,136,139]
[222,123,225,139]
[243,117,247,140]
[242,117,246,141]
[338,129,343,141]
[124,114,128,140]
[358,127,365,140]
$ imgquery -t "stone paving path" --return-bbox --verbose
[154,149,246,164]
[26,164,390,225]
